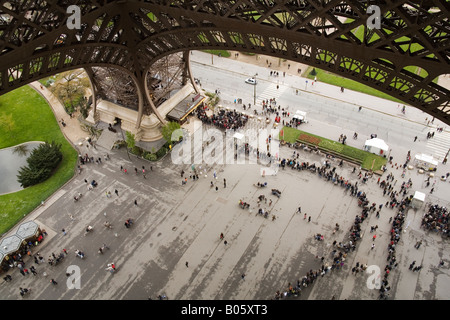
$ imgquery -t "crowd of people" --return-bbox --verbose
[196,107,248,130]
[271,146,380,299]
[269,144,439,300]
[421,204,449,237]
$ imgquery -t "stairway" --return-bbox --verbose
[96,128,121,150]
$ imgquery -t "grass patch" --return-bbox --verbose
[202,50,231,58]
[305,66,404,103]
[0,85,78,235]
[280,126,387,171]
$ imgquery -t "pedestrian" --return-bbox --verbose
[372,234,377,241]
[371,243,375,250]
[134,200,138,206]
[414,136,417,142]
[220,233,224,240]
[241,274,246,280]
[409,261,416,270]
[308,216,311,223]
[62,228,66,236]
[185,261,189,267]
[215,186,218,192]
[50,279,57,285]
[430,187,434,194]
[115,189,119,196]
[224,240,228,245]
[223,178,226,188]
[415,240,422,249]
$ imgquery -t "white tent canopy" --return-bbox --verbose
[293,110,307,121]
[364,138,389,155]
[233,132,244,140]
[414,153,438,168]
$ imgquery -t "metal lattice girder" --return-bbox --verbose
[0,0,449,125]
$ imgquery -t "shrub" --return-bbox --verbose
[17,141,63,188]
[145,153,158,161]
[131,146,143,156]
[156,147,167,158]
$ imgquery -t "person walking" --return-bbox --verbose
[224,240,228,245]
[372,234,377,241]
[414,136,418,142]
[241,274,246,280]
[220,233,224,240]
[50,279,58,285]
[30,266,37,275]
[185,261,189,267]
[62,228,66,236]
[308,216,311,223]
[134,200,138,206]
[223,178,226,188]
[415,240,422,249]
[115,189,119,196]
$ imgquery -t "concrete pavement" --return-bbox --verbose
[0,55,449,301]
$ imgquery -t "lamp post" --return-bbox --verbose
[253,73,257,106]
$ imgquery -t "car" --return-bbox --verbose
[245,77,257,85]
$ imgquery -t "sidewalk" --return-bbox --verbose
[190,50,448,131]
[29,81,88,146]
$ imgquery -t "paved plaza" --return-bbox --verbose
[0,52,449,301]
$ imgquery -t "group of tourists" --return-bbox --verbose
[196,107,248,130]
[421,204,449,237]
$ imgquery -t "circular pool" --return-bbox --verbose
[0,142,44,195]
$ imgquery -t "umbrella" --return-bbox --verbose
[0,235,23,255]
[16,221,39,241]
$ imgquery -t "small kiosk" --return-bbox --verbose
[414,153,438,171]
[411,191,426,209]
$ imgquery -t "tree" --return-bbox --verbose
[161,121,182,144]
[125,131,136,149]
[17,141,63,188]
[50,70,90,115]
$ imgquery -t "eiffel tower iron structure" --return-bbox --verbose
[0,0,449,139]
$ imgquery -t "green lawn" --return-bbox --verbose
[305,67,404,103]
[0,85,78,235]
[202,49,231,58]
[280,126,387,171]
